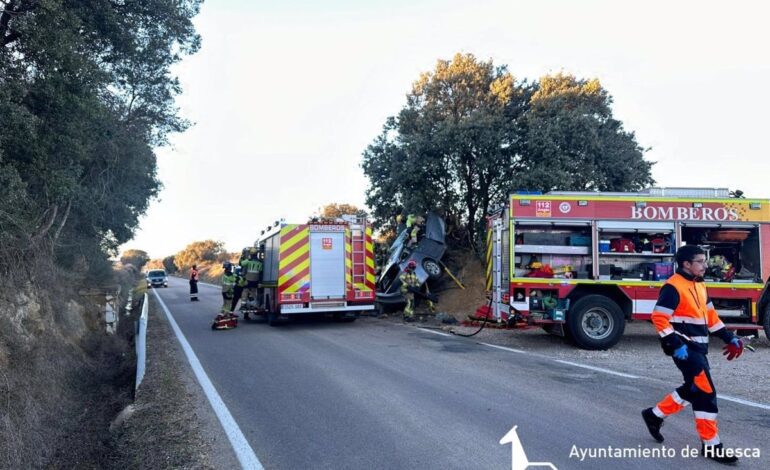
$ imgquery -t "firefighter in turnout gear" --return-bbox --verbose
[240,246,263,314]
[399,260,420,322]
[212,262,238,330]
[642,245,744,465]
[231,264,248,316]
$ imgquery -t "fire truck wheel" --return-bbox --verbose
[567,295,625,350]
[267,311,279,327]
[422,259,443,280]
[763,304,770,341]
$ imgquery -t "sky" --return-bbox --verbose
[122,0,770,259]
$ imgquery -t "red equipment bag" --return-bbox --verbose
[610,238,635,253]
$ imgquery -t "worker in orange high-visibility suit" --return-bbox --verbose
[642,245,744,465]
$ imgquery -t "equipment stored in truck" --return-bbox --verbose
[483,188,770,349]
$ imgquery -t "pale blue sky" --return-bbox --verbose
[123,0,770,259]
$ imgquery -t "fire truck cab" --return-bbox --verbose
[486,188,770,349]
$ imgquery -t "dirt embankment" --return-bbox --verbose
[0,267,136,469]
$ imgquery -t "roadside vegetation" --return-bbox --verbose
[0,1,202,467]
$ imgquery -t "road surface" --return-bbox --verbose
[152,277,768,469]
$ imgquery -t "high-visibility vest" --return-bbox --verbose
[652,273,725,351]
[222,273,236,292]
[241,258,263,281]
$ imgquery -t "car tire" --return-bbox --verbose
[422,258,443,281]
[566,295,625,350]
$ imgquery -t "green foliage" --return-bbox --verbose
[120,249,150,271]
[319,203,366,219]
[162,255,178,274]
[362,53,654,249]
[174,240,226,272]
[0,0,202,274]
[517,74,654,192]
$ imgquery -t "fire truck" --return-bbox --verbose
[255,215,376,325]
[484,188,770,349]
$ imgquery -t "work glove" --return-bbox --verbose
[722,338,744,361]
[673,344,688,360]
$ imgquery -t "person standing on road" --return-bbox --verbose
[399,260,420,322]
[642,245,744,465]
[240,247,263,318]
[212,262,238,330]
[189,264,199,301]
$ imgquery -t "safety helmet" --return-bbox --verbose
[222,261,232,270]
[406,260,417,270]
[249,247,258,255]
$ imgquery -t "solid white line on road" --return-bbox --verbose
[417,328,452,337]
[479,342,526,354]
[152,289,264,470]
[553,359,640,379]
[404,321,770,411]
[720,394,770,411]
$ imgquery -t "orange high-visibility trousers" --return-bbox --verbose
[652,350,720,445]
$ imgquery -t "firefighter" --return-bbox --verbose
[399,260,420,322]
[189,264,199,301]
[240,246,263,314]
[407,215,425,248]
[642,245,744,464]
[212,262,238,330]
[230,265,248,316]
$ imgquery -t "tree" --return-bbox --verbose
[162,255,178,274]
[145,259,164,270]
[362,53,530,247]
[319,203,366,219]
[362,54,654,250]
[517,73,654,192]
[120,249,150,271]
[174,240,226,271]
[0,0,202,274]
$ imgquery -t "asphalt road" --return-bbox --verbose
[154,277,769,469]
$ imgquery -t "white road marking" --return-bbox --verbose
[417,327,452,337]
[152,289,264,470]
[553,359,640,379]
[720,394,770,411]
[479,342,526,354]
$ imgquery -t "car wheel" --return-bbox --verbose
[422,258,442,281]
[566,295,625,350]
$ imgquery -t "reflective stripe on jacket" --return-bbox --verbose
[222,273,236,293]
[651,270,733,354]
[399,272,420,294]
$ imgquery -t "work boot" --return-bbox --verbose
[701,443,739,465]
[641,408,664,443]
[404,315,415,323]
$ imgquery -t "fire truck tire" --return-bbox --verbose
[763,304,770,340]
[422,259,443,280]
[567,295,625,350]
[267,311,279,327]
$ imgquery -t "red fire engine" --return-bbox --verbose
[256,215,376,325]
[484,188,770,349]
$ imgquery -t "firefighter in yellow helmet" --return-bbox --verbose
[399,260,420,322]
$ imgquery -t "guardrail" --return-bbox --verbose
[135,293,149,391]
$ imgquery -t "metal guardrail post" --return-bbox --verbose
[135,293,149,390]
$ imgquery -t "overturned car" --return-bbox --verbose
[376,213,446,305]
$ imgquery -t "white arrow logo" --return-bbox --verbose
[499,425,558,470]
